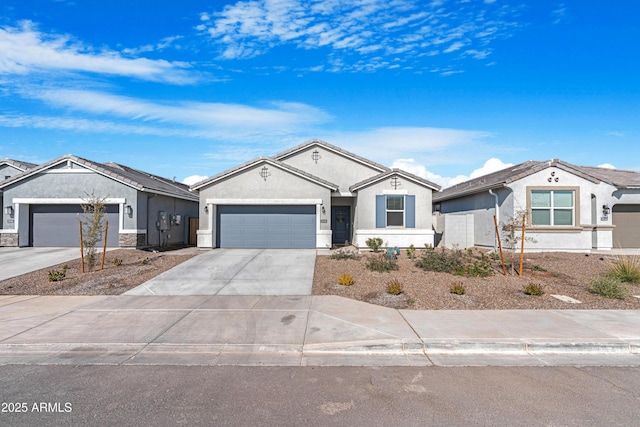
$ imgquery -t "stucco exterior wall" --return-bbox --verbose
[196,162,333,248]
[278,146,383,193]
[352,178,435,248]
[143,193,199,246]
[1,168,138,232]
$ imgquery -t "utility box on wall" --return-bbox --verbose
[158,211,169,231]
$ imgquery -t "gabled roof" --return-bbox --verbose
[274,139,390,173]
[0,154,197,201]
[189,156,339,191]
[0,158,38,172]
[433,159,637,202]
[350,168,441,192]
[572,165,640,189]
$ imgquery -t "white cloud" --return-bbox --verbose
[182,175,208,186]
[392,157,513,188]
[199,0,522,71]
[0,21,195,84]
[597,163,616,169]
[25,88,332,130]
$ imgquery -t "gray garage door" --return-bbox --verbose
[612,204,640,248]
[217,205,316,248]
[30,204,120,247]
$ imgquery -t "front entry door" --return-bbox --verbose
[332,206,351,246]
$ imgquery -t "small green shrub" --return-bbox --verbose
[47,269,66,282]
[365,237,384,252]
[111,257,123,266]
[489,252,500,261]
[450,282,466,295]
[386,279,404,295]
[141,258,150,265]
[366,255,399,272]
[458,253,494,277]
[589,276,628,300]
[608,255,640,284]
[415,249,464,273]
[330,248,360,260]
[523,283,545,296]
[424,243,434,251]
[337,273,354,286]
[530,264,547,272]
[406,244,416,259]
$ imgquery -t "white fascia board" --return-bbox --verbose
[206,198,323,205]
[12,198,126,204]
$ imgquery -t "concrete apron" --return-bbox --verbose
[124,248,317,296]
[1,295,640,367]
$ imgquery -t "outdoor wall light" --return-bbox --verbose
[204,205,209,214]
[4,206,13,216]
[125,205,133,216]
[321,205,326,214]
[602,204,610,216]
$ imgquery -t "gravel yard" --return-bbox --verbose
[2,246,639,310]
[0,248,197,296]
[312,248,640,310]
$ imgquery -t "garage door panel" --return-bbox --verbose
[31,204,119,247]
[612,204,640,249]
[217,205,316,248]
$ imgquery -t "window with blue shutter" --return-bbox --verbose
[375,195,416,228]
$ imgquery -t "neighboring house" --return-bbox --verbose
[1,159,38,228]
[433,159,640,251]
[0,155,199,248]
[191,139,441,249]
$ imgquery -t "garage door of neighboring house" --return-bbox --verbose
[612,204,640,248]
[30,204,119,247]
[217,205,316,248]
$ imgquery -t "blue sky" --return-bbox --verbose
[1,1,638,187]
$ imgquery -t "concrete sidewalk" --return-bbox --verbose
[1,295,639,367]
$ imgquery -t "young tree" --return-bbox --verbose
[500,209,536,275]
[80,192,107,271]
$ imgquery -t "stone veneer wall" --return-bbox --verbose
[0,233,18,247]
[119,233,146,248]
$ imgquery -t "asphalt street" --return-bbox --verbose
[1,366,639,426]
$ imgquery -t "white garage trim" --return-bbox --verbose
[202,198,325,249]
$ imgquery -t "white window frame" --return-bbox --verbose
[386,195,405,227]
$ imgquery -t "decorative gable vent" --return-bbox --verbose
[259,166,271,181]
[390,176,401,189]
[311,149,321,164]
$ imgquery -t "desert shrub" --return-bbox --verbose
[111,257,123,266]
[386,279,404,295]
[415,249,464,273]
[366,255,399,272]
[47,269,66,282]
[337,273,354,286]
[406,244,416,259]
[589,276,628,300]
[523,283,544,296]
[424,244,434,251]
[489,252,500,261]
[450,282,466,295]
[416,249,494,277]
[607,255,640,284]
[365,237,384,252]
[141,258,150,265]
[530,264,547,272]
[330,248,360,260]
[458,253,494,277]
[384,247,400,260]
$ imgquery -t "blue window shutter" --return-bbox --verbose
[376,195,385,228]
[406,195,416,228]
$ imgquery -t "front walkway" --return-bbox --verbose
[1,294,639,366]
[124,249,317,296]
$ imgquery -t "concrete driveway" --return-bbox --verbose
[0,247,81,281]
[124,249,317,296]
